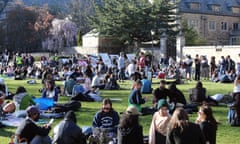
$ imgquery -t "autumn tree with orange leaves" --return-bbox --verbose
[0,1,53,52]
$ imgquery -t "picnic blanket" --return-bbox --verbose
[1,113,49,127]
[1,114,24,127]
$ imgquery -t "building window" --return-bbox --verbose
[221,22,228,31]
[231,37,240,45]
[211,5,221,12]
[232,7,240,14]
[233,23,240,30]
[208,21,216,31]
[188,19,200,30]
[190,2,201,10]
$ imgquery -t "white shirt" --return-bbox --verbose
[233,83,240,93]
[91,75,101,87]
[127,63,135,75]
[118,56,125,69]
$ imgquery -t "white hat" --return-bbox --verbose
[126,106,142,116]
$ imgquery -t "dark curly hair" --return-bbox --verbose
[118,113,139,128]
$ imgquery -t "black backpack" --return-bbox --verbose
[52,100,81,113]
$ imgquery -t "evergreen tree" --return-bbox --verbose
[67,0,94,35]
[181,20,207,46]
[90,0,179,45]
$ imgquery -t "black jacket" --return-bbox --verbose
[200,121,217,144]
[52,119,86,144]
[166,122,205,144]
[153,88,173,107]
[117,125,143,144]
[15,118,51,143]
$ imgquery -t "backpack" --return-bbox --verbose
[52,100,81,113]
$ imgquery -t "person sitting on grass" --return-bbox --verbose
[166,108,205,144]
[15,106,51,144]
[104,73,120,90]
[152,80,173,109]
[189,81,206,104]
[91,72,105,90]
[149,99,171,144]
[92,98,120,134]
[117,106,143,144]
[128,79,148,112]
[141,76,152,94]
[41,80,59,102]
[13,86,35,110]
[52,111,86,144]
[168,83,186,106]
[63,75,77,96]
[195,104,218,144]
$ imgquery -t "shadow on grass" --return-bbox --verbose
[0,126,15,138]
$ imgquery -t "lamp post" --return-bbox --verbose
[150,30,155,67]
[150,30,155,82]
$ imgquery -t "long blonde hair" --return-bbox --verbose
[168,108,189,132]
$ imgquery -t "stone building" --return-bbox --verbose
[179,0,240,45]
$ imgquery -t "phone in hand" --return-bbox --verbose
[48,118,54,126]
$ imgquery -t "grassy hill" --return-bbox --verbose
[0,77,239,144]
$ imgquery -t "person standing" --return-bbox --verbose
[210,56,217,78]
[52,111,86,144]
[117,106,143,144]
[219,56,226,74]
[118,52,125,82]
[200,56,209,80]
[127,60,136,79]
[194,54,201,81]
[138,52,146,75]
[15,53,23,67]
[166,108,205,144]
[195,105,217,144]
[2,49,9,66]
[226,55,235,72]
[184,55,193,80]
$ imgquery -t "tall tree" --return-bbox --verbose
[66,0,94,35]
[90,0,179,45]
[181,20,207,46]
[0,2,53,52]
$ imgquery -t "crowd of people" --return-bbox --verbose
[157,54,240,83]
[1,50,240,144]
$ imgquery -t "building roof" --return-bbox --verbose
[179,0,240,16]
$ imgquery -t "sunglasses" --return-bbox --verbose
[103,107,111,110]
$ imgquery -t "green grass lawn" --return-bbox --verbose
[0,78,239,144]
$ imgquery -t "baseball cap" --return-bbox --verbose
[26,106,40,115]
[126,106,142,116]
